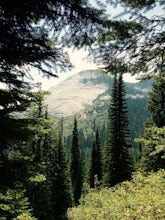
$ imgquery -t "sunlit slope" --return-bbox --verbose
[45,69,151,118]
[45,70,107,117]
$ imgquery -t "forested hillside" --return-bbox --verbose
[0,0,164,219]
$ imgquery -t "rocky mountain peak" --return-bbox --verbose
[45,70,108,117]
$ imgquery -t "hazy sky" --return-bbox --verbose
[31,48,138,90]
[31,49,98,90]
[31,2,163,90]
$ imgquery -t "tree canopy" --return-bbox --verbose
[92,0,165,77]
[0,0,107,155]
[0,0,107,88]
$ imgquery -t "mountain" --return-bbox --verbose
[45,69,151,149]
[45,69,150,116]
[45,70,108,117]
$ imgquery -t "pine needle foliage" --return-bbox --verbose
[102,73,133,187]
[0,186,36,220]
[89,128,102,188]
[50,124,73,220]
[136,72,165,172]
[70,117,83,205]
[147,72,165,128]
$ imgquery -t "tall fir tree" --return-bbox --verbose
[26,89,53,220]
[70,117,83,205]
[89,127,102,188]
[147,72,165,128]
[102,74,118,186]
[26,93,74,220]
[102,73,133,187]
[50,120,73,220]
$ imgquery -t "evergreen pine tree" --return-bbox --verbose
[102,73,133,187]
[147,73,165,127]
[89,128,102,188]
[137,125,165,172]
[26,93,74,220]
[26,89,53,220]
[102,74,118,186]
[0,186,36,220]
[70,117,83,205]
[137,72,165,172]
[51,122,73,220]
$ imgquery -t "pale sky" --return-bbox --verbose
[28,2,164,90]
[31,48,138,90]
[30,48,99,90]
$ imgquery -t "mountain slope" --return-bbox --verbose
[45,69,150,118]
[45,70,108,117]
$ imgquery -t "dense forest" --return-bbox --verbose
[0,0,165,219]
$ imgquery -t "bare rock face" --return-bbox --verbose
[45,69,150,117]
[45,70,108,117]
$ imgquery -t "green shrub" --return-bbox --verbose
[68,170,165,220]
[0,187,36,220]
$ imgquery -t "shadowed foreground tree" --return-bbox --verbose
[0,2,106,218]
[0,0,109,89]
[0,0,107,148]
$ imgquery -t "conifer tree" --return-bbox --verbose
[26,89,53,219]
[29,88,50,161]
[0,186,36,220]
[89,128,102,188]
[137,72,165,172]
[26,93,74,220]
[147,73,165,128]
[137,125,165,172]
[50,120,73,220]
[93,1,164,78]
[102,73,133,187]
[70,117,83,205]
[102,74,117,186]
